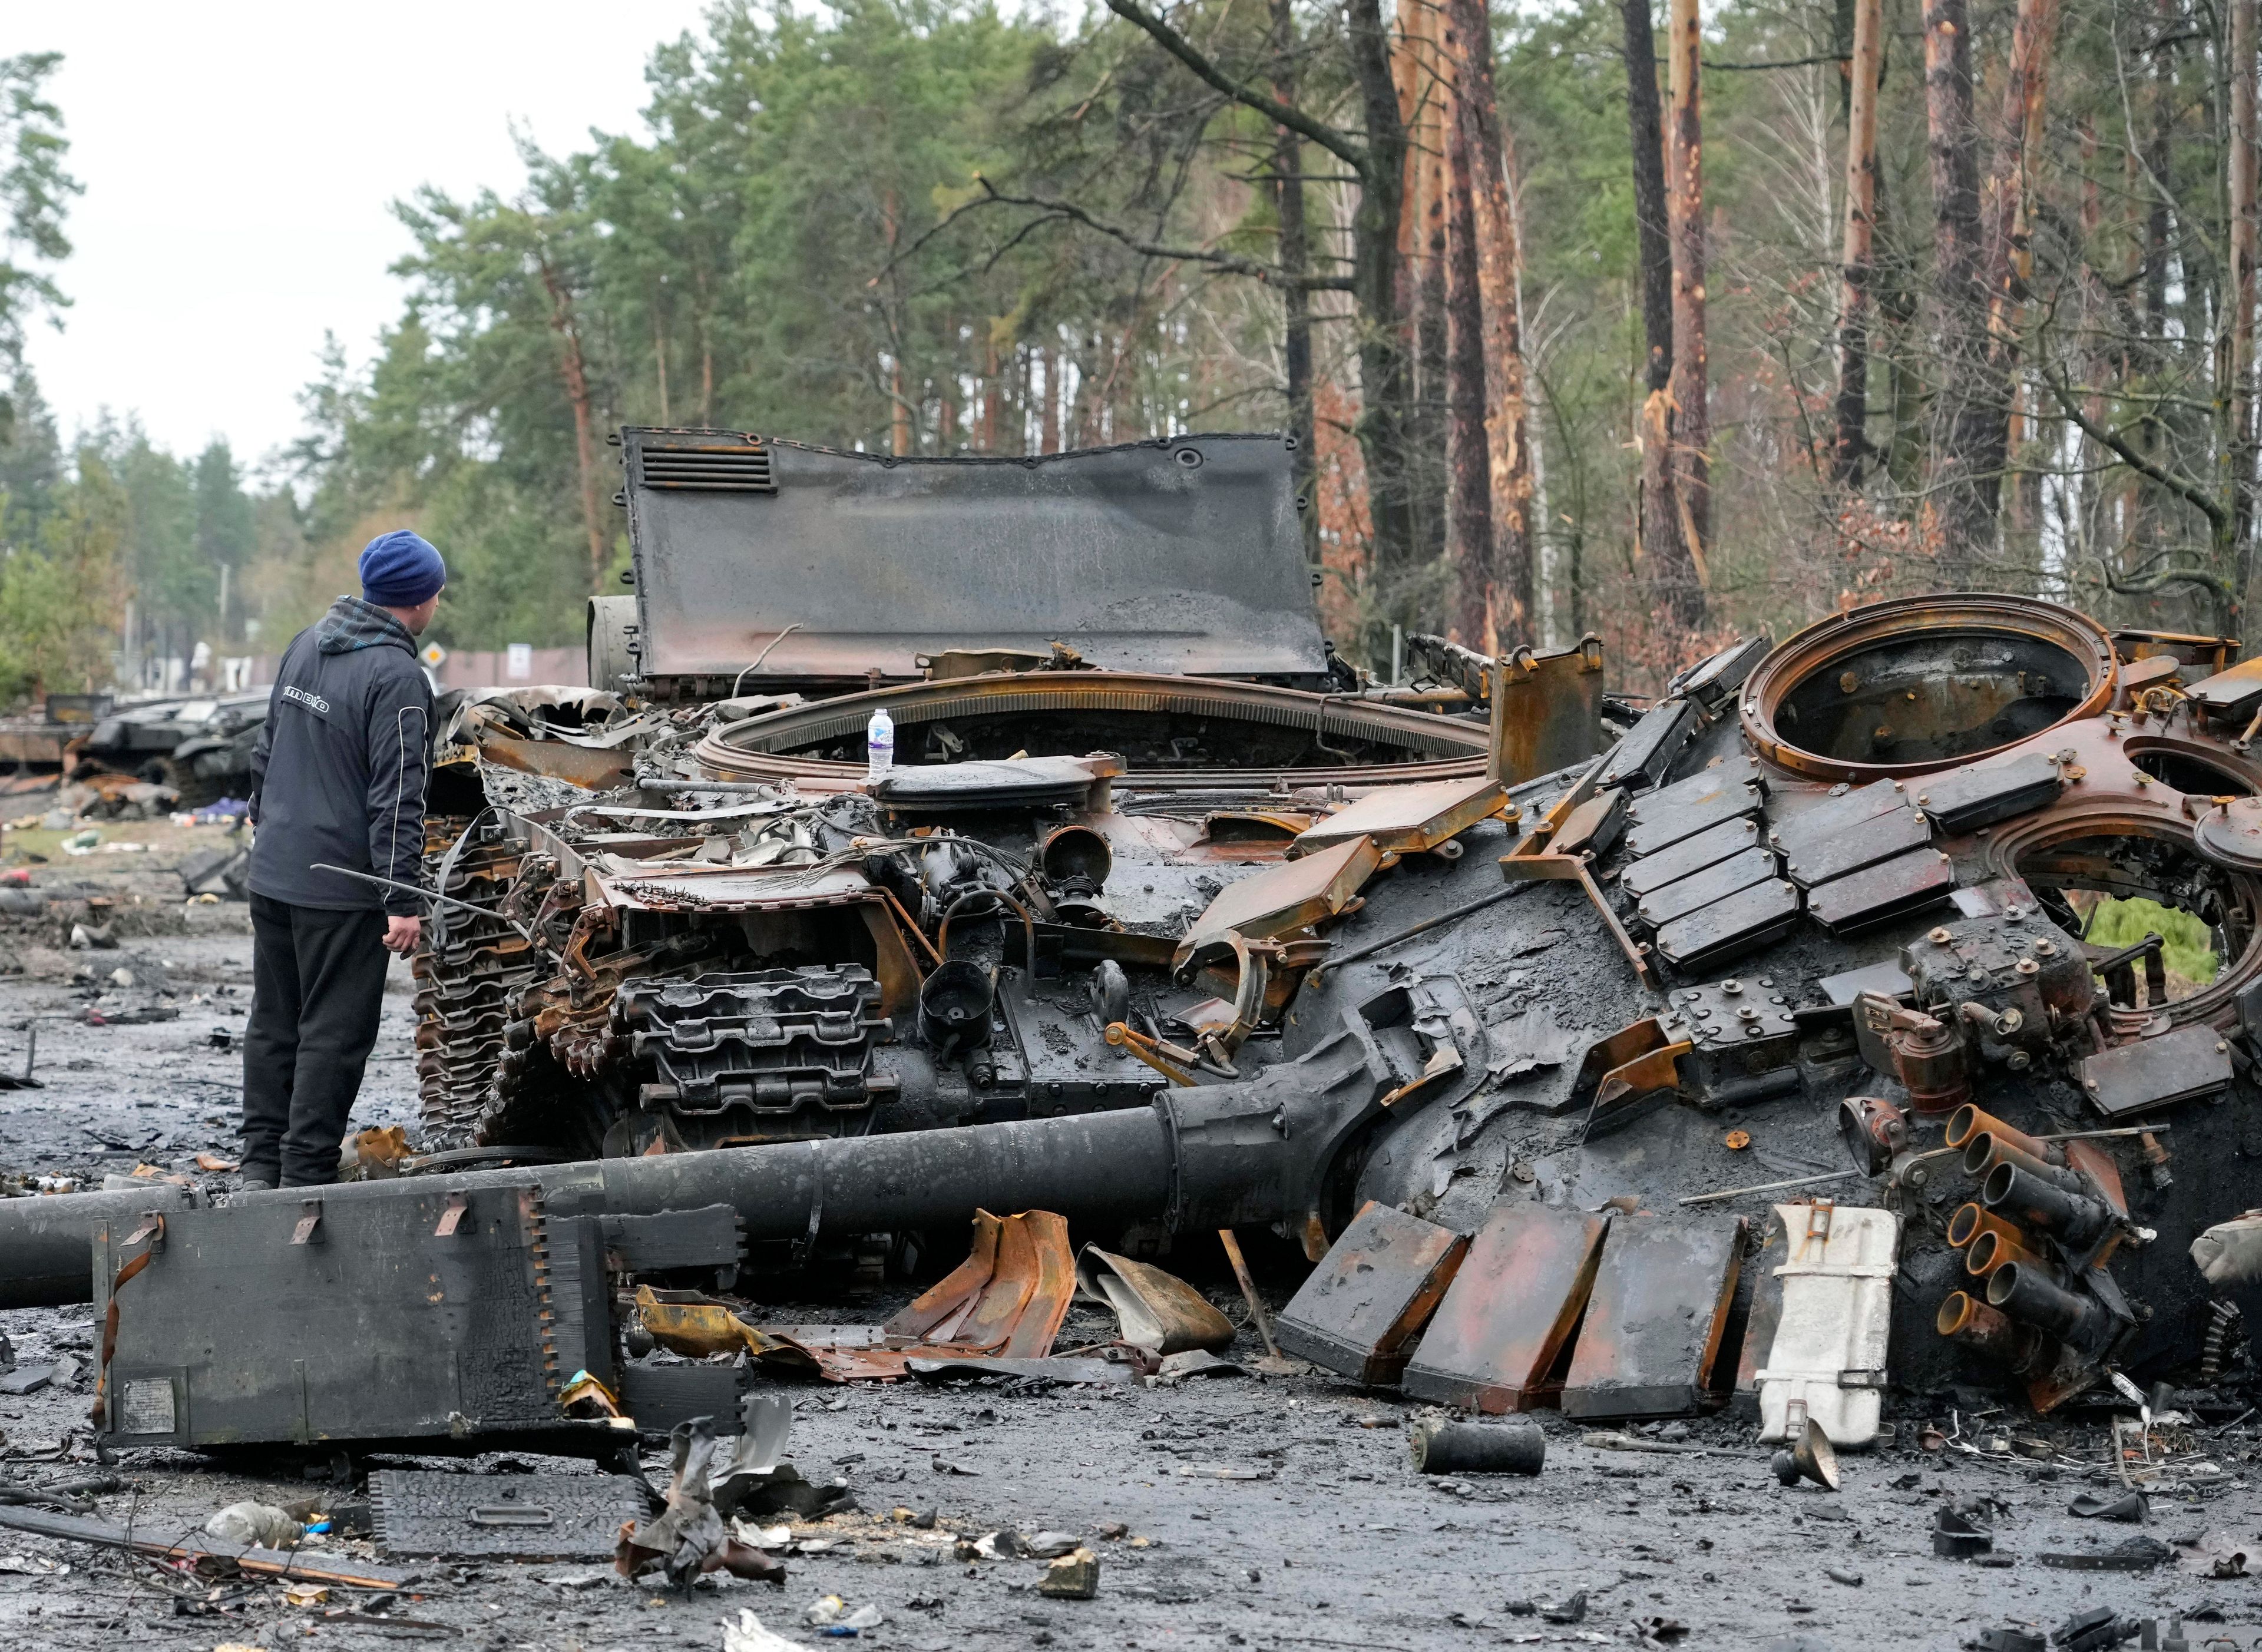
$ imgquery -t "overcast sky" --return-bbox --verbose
[7,0,716,472]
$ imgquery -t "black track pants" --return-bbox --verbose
[242,893,391,1187]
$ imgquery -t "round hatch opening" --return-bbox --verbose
[1739,594,2116,783]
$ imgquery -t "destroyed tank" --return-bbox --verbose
[382,428,2262,1414]
[411,430,1606,1177]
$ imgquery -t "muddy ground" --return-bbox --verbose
[0,822,2258,1651]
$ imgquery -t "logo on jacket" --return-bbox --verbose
[282,684,332,716]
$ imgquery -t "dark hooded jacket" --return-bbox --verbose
[248,595,434,915]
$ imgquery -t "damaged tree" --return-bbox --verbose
[1443,0,1537,651]
[1664,0,1708,624]
[1922,0,2000,583]
[1832,0,1883,485]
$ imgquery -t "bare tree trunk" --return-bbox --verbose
[1347,0,1416,577]
[981,333,999,452]
[1621,0,1682,585]
[1833,0,1883,484]
[1396,0,1449,566]
[653,309,672,426]
[1923,0,1996,585]
[1442,29,1492,646]
[1969,0,2061,561]
[1664,0,1709,624]
[2230,0,2258,621]
[1448,0,1536,647]
[536,246,608,590]
[1271,0,1317,550]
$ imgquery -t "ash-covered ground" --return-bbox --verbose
[0,835,2258,1651]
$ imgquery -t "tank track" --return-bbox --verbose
[412,829,545,1147]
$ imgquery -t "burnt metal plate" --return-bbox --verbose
[1652,879,1801,972]
[1910,751,2065,836]
[1550,788,1628,859]
[1562,1213,1745,1419]
[96,1177,590,1450]
[1176,834,1383,964]
[1780,805,1932,889]
[598,1206,746,1274]
[1489,637,1610,784]
[1805,847,1956,935]
[1671,636,1772,710]
[1817,958,1915,1007]
[372,1470,644,1561]
[619,1362,746,1435]
[874,755,1120,813]
[1629,752,1766,822]
[1632,847,1780,930]
[1402,1204,1609,1413]
[1274,1201,1469,1385]
[622,431,1329,682]
[1621,815,1764,899]
[1766,778,1909,861]
[1623,779,1767,860]
[1599,700,1699,793]
[2078,1024,2235,1118]
[2185,654,2262,719]
[1294,776,1507,857]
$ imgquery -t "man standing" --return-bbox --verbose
[241,531,444,1190]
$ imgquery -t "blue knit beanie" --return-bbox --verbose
[359,529,447,608]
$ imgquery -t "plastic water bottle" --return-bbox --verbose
[867,707,894,782]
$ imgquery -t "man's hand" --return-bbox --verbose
[383,915,422,955]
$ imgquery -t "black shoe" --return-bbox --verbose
[239,1171,278,1192]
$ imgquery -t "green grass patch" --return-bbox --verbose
[2083,896,2218,986]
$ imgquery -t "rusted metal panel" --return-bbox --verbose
[1621,755,1768,857]
[1778,805,1930,889]
[2186,651,2262,719]
[1910,750,2065,834]
[1274,1201,1469,1384]
[1651,878,1800,972]
[1401,1203,1610,1412]
[1620,815,1763,898]
[1292,775,1507,858]
[1550,787,1628,859]
[1599,698,1699,793]
[1631,847,1779,929]
[1562,1212,1747,1419]
[2078,1025,2235,1118]
[1487,637,1609,783]
[1805,847,1956,935]
[1176,834,1383,964]
[475,728,635,792]
[622,431,1328,686]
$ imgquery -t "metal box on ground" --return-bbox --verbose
[1274,1201,1468,1385]
[1401,1203,1609,1412]
[372,1469,646,1560]
[1753,1201,1900,1448]
[1560,1211,1746,1419]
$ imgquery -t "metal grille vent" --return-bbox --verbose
[637,441,776,494]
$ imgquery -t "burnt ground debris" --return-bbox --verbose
[0,823,2257,1648]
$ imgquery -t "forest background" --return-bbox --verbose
[1,0,2256,700]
